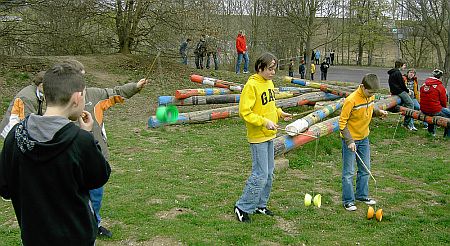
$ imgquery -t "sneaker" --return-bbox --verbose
[255,207,274,216]
[344,203,357,211]
[356,198,376,205]
[97,226,112,238]
[243,71,249,74]
[234,206,251,223]
[1,197,11,202]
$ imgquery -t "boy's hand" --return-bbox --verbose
[379,110,388,119]
[280,112,293,121]
[348,143,356,152]
[137,78,149,90]
[265,120,278,130]
[79,111,94,132]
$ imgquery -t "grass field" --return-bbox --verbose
[0,55,449,245]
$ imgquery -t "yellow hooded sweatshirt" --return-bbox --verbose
[339,85,375,145]
[239,74,282,143]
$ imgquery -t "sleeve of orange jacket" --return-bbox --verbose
[239,83,266,127]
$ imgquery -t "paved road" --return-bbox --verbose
[318,65,434,88]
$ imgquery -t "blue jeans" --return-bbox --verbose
[90,186,104,226]
[425,108,450,138]
[236,140,274,213]
[235,52,249,74]
[342,138,371,205]
[181,53,188,65]
[398,91,414,127]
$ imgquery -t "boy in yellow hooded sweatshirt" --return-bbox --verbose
[234,53,291,223]
[339,73,387,212]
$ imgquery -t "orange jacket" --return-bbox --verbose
[236,34,247,54]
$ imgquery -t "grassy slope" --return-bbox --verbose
[0,55,449,245]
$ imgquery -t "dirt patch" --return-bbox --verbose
[155,208,194,220]
[275,216,299,235]
[97,236,183,246]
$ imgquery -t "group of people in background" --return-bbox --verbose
[388,59,449,138]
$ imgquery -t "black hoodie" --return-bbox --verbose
[388,68,409,95]
[0,115,111,246]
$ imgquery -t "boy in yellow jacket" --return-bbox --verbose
[234,53,291,222]
[339,74,387,211]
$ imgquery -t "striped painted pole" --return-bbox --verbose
[148,92,341,128]
[273,95,403,156]
[395,106,450,127]
[190,74,243,92]
[284,76,352,98]
[160,91,298,106]
[285,98,345,135]
[175,88,233,99]
[274,117,339,156]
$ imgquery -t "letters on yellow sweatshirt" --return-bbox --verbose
[239,74,282,143]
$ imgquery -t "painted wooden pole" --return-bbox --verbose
[149,92,341,128]
[160,91,299,106]
[273,95,403,156]
[285,98,345,135]
[277,87,315,94]
[190,74,243,92]
[175,88,234,99]
[285,76,352,98]
[274,116,340,156]
[395,106,450,127]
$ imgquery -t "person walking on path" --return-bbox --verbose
[320,60,330,80]
[310,63,316,80]
[315,50,321,65]
[194,35,207,69]
[299,59,306,79]
[179,38,191,65]
[235,30,249,74]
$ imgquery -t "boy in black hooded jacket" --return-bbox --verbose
[0,63,111,246]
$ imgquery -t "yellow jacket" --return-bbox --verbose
[239,74,282,143]
[311,63,316,74]
[339,86,375,145]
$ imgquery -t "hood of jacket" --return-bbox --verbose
[387,68,399,75]
[424,77,442,86]
[14,114,78,162]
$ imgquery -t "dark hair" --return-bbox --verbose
[394,59,405,68]
[43,63,85,106]
[187,38,192,42]
[255,52,278,72]
[33,71,46,86]
[361,73,380,90]
[61,59,85,74]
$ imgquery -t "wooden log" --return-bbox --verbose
[148,92,341,128]
[285,99,345,135]
[395,106,450,127]
[175,88,234,99]
[190,74,243,92]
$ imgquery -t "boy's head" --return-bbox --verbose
[394,59,405,69]
[361,73,380,97]
[255,52,277,80]
[432,69,443,79]
[43,63,86,120]
[62,59,86,75]
[407,69,416,79]
[238,30,245,36]
[33,71,46,86]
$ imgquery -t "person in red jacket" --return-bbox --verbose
[235,30,249,74]
[419,69,449,138]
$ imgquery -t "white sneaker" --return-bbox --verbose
[243,71,249,74]
[356,198,376,205]
[344,203,357,211]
